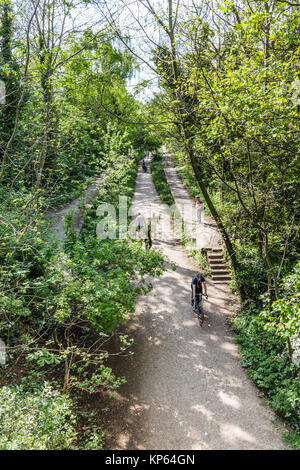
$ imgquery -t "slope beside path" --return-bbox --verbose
[102,161,288,450]
[46,177,102,242]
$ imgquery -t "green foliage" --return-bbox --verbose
[234,241,268,301]
[59,236,164,332]
[261,262,300,343]
[171,150,201,199]
[2,0,299,450]
[283,430,300,451]
[0,383,77,450]
[184,242,211,278]
[0,212,59,342]
[232,301,300,444]
[0,145,165,448]
[154,1,300,308]
[62,141,165,333]
[231,264,300,443]
[153,1,300,445]
[150,151,175,207]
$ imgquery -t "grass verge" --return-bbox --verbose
[150,151,175,207]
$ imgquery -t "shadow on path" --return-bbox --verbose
[101,161,287,450]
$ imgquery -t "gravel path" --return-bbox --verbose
[104,162,288,450]
[46,177,102,242]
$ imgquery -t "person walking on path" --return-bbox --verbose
[146,218,153,250]
[195,195,204,224]
[134,212,147,244]
[134,212,146,230]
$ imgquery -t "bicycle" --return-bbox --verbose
[192,293,208,326]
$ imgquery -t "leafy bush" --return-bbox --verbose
[234,241,267,301]
[262,262,300,350]
[232,305,300,446]
[271,379,300,427]
[0,383,77,450]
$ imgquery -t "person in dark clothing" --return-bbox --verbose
[146,219,152,249]
[191,272,208,309]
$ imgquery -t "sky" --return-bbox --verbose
[103,0,165,102]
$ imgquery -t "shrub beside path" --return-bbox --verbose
[104,162,288,450]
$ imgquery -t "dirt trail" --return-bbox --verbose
[46,177,102,242]
[103,162,288,450]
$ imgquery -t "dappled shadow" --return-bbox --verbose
[102,260,283,450]
[100,161,286,450]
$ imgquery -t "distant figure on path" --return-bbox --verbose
[135,212,146,230]
[195,196,204,223]
[146,218,153,250]
[134,212,147,244]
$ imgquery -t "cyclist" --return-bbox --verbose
[191,272,208,313]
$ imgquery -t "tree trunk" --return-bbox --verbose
[187,144,240,278]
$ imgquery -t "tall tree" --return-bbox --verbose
[0,0,21,159]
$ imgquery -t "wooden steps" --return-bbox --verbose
[207,249,231,283]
